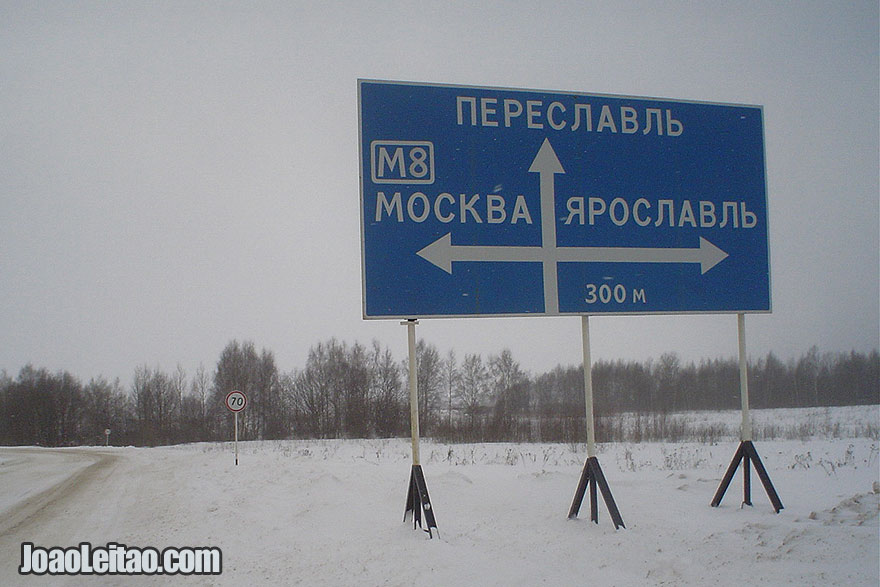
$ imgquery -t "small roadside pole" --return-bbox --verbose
[567,316,625,529]
[104,428,111,447]
[401,319,438,538]
[710,314,783,512]
[224,390,247,466]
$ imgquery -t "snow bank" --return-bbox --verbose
[1,407,877,586]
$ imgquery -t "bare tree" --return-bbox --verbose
[212,340,281,440]
[460,353,489,433]
[255,348,284,438]
[82,377,128,445]
[131,366,178,446]
[489,349,530,438]
[342,342,371,438]
[191,364,210,423]
[414,340,441,434]
[292,340,339,438]
[370,340,404,437]
[655,352,681,412]
[176,365,210,442]
[441,349,460,428]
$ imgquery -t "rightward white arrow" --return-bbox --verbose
[416,234,729,275]
[416,138,729,312]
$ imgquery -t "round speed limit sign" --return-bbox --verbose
[224,390,247,413]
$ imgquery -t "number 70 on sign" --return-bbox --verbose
[224,390,247,413]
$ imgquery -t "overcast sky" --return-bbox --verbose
[1,1,878,383]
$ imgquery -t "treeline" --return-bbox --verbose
[0,341,876,447]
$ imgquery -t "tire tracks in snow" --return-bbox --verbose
[0,449,117,537]
[0,448,119,580]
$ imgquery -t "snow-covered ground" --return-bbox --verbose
[1,406,878,586]
[610,405,880,441]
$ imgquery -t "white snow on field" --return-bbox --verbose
[1,406,878,586]
[620,405,880,440]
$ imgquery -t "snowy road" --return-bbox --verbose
[0,449,119,584]
[0,435,877,586]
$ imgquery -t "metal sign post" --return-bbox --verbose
[568,316,625,529]
[406,319,421,466]
[739,312,752,443]
[710,314,783,512]
[401,319,438,537]
[104,428,111,447]
[224,390,247,466]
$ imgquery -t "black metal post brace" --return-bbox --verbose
[711,440,783,513]
[568,456,625,529]
[404,464,438,538]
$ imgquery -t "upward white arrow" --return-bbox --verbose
[529,138,566,314]
[415,139,730,313]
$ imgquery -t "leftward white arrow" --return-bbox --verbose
[417,234,729,275]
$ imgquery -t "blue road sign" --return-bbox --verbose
[358,80,770,318]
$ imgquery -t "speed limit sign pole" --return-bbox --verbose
[224,390,247,466]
